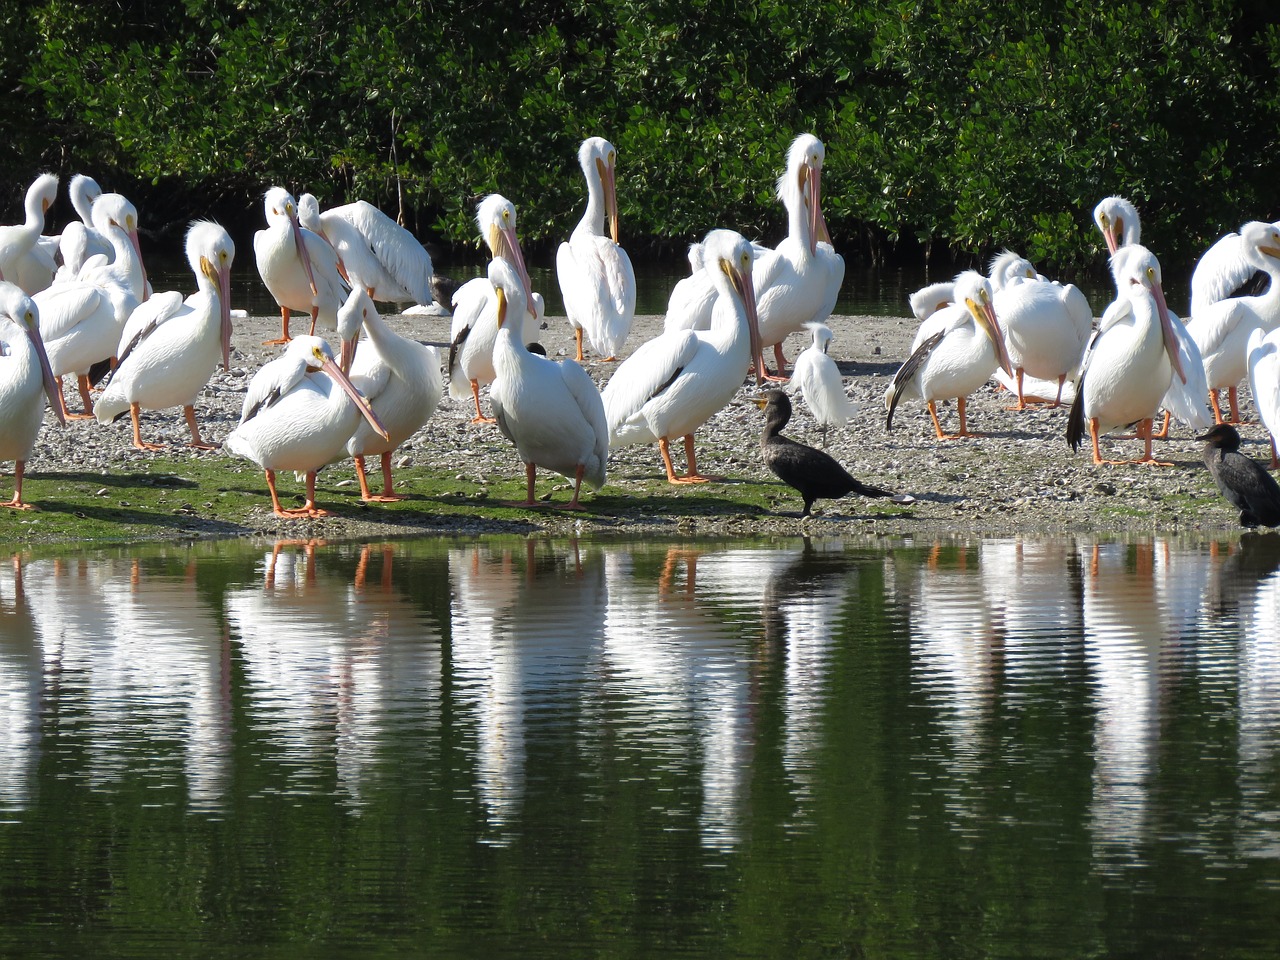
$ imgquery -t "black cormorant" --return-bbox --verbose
[1200,423,1280,527]
[755,390,895,516]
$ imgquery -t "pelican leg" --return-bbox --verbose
[1151,410,1172,440]
[502,462,542,507]
[1089,418,1105,465]
[658,437,683,483]
[575,328,585,363]
[3,461,37,511]
[927,401,949,439]
[308,306,320,336]
[185,406,219,450]
[1131,418,1173,466]
[76,375,95,414]
[1015,369,1027,411]
[1209,389,1225,424]
[264,469,289,516]
[554,464,588,511]
[354,456,374,500]
[678,433,718,483]
[760,343,790,383]
[263,307,292,345]
[468,380,496,424]
[1227,386,1242,424]
[130,403,165,451]
[1270,437,1278,470]
[1054,375,1066,408]
[357,453,405,503]
[299,471,332,516]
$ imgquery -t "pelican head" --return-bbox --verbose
[92,192,149,296]
[335,286,375,373]
[0,281,63,426]
[779,134,829,255]
[294,334,389,441]
[476,193,535,319]
[1241,220,1280,268]
[1093,196,1141,255]
[69,174,102,222]
[987,250,1037,291]
[579,136,621,244]
[296,192,323,236]
[264,186,318,297]
[705,229,764,385]
[955,270,1013,378]
[28,173,58,219]
[188,220,235,370]
[1111,244,1187,385]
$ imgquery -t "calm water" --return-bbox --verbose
[2,534,1279,958]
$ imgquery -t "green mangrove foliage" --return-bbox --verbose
[5,0,1279,268]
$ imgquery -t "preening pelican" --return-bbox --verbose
[1093,196,1141,255]
[664,134,843,378]
[603,229,762,483]
[254,187,346,344]
[0,174,58,295]
[490,258,609,509]
[884,271,1013,439]
[908,280,955,322]
[92,222,234,450]
[1247,325,1280,468]
[1186,221,1280,423]
[224,336,388,517]
[1199,423,1280,527]
[339,288,444,501]
[1190,220,1279,318]
[1066,245,1187,465]
[556,136,636,361]
[448,194,535,422]
[77,192,150,304]
[987,250,1040,292]
[990,256,1092,408]
[55,175,111,279]
[0,283,65,509]
[298,194,434,308]
[786,321,857,446]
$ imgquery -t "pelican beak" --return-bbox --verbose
[320,353,389,441]
[127,218,150,302]
[802,159,825,256]
[1103,216,1122,255]
[1150,278,1187,385]
[494,286,509,330]
[491,223,536,320]
[202,255,234,371]
[597,154,620,245]
[970,295,1013,378]
[725,256,764,386]
[288,205,319,298]
[24,313,65,427]
[340,336,358,376]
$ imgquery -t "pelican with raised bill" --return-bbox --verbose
[490,258,609,509]
[339,288,444,502]
[92,222,235,450]
[603,229,763,483]
[884,270,1013,439]
[0,282,65,509]
[223,336,389,517]
[254,187,347,345]
[556,136,636,362]
[1066,245,1187,465]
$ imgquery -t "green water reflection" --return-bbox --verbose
[1,535,1278,958]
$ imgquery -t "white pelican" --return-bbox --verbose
[663,134,843,378]
[224,336,388,517]
[1091,195,1211,437]
[786,321,857,446]
[35,279,134,419]
[1190,220,1280,318]
[489,258,608,509]
[556,136,636,361]
[908,280,955,321]
[448,194,535,422]
[297,194,434,308]
[603,229,762,483]
[0,174,58,295]
[884,271,1013,439]
[986,250,1040,292]
[253,186,346,344]
[1185,221,1280,422]
[339,288,444,501]
[991,258,1092,408]
[664,242,718,332]
[1247,326,1280,468]
[0,283,64,509]
[76,192,150,304]
[92,221,234,450]
[1066,245,1187,465]
[55,175,111,280]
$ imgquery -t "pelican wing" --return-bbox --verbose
[884,330,944,430]
[602,329,700,434]
[447,277,494,394]
[35,283,106,342]
[1191,232,1269,317]
[1186,298,1251,359]
[349,344,393,404]
[114,291,185,366]
[664,271,717,332]
[239,354,304,425]
[334,201,433,304]
[1161,313,1213,430]
[1248,327,1280,444]
[558,357,610,479]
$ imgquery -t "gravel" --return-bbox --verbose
[21,306,1266,543]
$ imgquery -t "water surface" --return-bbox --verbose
[1,534,1278,958]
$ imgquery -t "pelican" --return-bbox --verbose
[0,283,64,509]
[664,134,843,378]
[991,256,1092,409]
[448,194,535,422]
[987,250,1040,292]
[297,193,434,308]
[1190,220,1279,318]
[908,280,955,321]
[1185,221,1280,423]
[0,174,58,295]
[664,242,719,332]
[786,321,857,446]
[92,221,234,450]
[35,279,134,419]
[253,186,347,345]
[489,258,608,509]
[602,229,762,483]
[223,336,388,517]
[1091,195,1211,437]
[76,192,150,304]
[556,136,636,361]
[884,270,1013,439]
[1066,245,1187,465]
[55,175,111,279]
[1247,326,1280,468]
[339,288,444,501]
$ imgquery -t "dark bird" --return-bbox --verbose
[1199,423,1280,527]
[755,389,896,516]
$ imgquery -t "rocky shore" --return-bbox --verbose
[12,306,1270,545]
